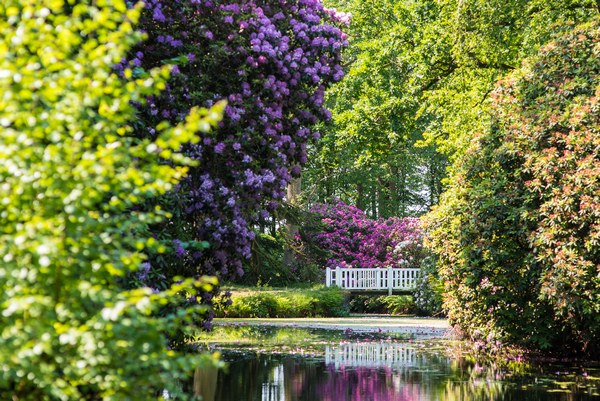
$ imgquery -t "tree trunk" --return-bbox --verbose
[356,182,365,211]
[283,174,301,268]
[389,164,402,217]
[371,189,378,219]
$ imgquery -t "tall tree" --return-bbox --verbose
[422,0,599,161]
[305,0,449,218]
[308,0,598,219]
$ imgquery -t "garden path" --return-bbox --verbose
[214,316,451,339]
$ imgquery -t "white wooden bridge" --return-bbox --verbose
[325,267,420,294]
[325,343,417,368]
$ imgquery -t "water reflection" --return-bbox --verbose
[190,325,600,401]
[193,364,218,401]
[325,342,421,368]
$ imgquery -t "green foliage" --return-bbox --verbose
[223,293,279,318]
[380,295,415,315]
[214,287,349,318]
[413,256,444,317]
[496,19,600,353]
[425,19,600,356]
[237,230,323,287]
[349,295,415,315]
[245,233,287,285]
[421,0,598,161]
[311,0,598,219]
[307,0,448,217]
[0,0,223,399]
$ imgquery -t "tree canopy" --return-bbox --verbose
[305,0,598,219]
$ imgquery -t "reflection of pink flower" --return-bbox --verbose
[317,366,426,401]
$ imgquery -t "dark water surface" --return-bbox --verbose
[187,325,600,401]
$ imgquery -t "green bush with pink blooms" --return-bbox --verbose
[425,20,600,357]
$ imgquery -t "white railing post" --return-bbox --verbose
[336,266,342,288]
[399,268,405,289]
[388,268,393,295]
[326,267,331,287]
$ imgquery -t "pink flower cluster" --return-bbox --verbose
[307,201,424,269]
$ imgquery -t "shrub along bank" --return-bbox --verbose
[214,286,350,318]
[425,20,600,357]
[214,286,434,318]
[349,295,415,315]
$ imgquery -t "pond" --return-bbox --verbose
[180,324,600,401]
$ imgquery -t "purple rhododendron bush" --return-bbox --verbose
[303,201,426,270]
[123,1,348,293]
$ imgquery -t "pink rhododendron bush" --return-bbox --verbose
[303,201,426,269]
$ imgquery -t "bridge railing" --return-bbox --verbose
[325,266,420,294]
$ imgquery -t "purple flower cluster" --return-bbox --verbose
[307,201,424,269]
[129,0,347,278]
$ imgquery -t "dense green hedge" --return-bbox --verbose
[425,20,600,356]
[215,287,434,317]
[214,287,349,318]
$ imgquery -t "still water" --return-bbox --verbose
[187,325,600,401]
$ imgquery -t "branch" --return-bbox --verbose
[468,51,515,71]
[476,86,495,107]
[421,61,459,92]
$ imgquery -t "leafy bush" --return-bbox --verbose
[214,287,349,318]
[244,233,287,285]
[128,0,349,280]
[425,20,600,356]
[0,1,223,399]
[311,287,350,317]
[226,229,325,287]
[224,293,279,318]
[380,296,416,315]
[413,256,444,317]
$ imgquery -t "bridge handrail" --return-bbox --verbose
[325,266,420,295]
